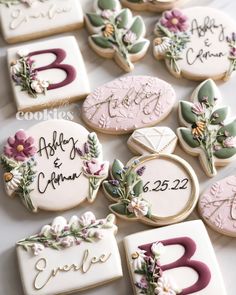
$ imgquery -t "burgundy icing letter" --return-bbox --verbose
[139,237,211,294]
[29,49,76,90]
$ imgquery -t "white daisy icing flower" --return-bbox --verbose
[223,136,236,148]
[79,211,96,227]
[131,249,147,271]
[31,79,49,94]
[124,31,137,44]
[101,9,114,20]
[155,275,181,295]
[17,48,29,58]
[31,243,45,256]
[154,37,172,56]
[10,61,22,75]
[4,169,22,196]
[127,197,149,217]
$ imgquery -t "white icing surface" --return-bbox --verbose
[17,218,122,295]
[7,36,90,111]
[178,7,236,79]
[124,220,227,295]
[0,0,84,42]
[133,154,196,218]
[128,127,178,155]
[26,120,108,211]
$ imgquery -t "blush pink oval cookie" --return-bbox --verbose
[82,76,176,134]
[199,175,236,237]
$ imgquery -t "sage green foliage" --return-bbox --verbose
[179,80,236,176]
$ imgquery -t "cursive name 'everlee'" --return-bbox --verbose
[34,250,111,290]
[10,4,72,30]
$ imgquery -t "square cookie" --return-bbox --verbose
[124,220,226,295]
[0,0,84,43]
[7,36,90,112]
[16,213,123,295]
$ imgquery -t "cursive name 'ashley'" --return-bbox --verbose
[38,131,78,160]
[34,250,112,290]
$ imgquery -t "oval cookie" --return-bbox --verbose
[153,7,236,81]
[122,0,187,13]
[103,154,199,226]
[1,120,109,212]
[82,76,176,134]
[199,175,236,237]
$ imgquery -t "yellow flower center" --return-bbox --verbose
[4,172,13,182]
[132,252,139,259]
[171,18,179,25]
[155,38,163,45]
[16,144,24,152]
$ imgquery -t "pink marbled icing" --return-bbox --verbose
[82,76,176,134]
[199,175,236,236]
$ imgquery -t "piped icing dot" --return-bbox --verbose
[4,172,13,182]
[16,144,24,152]
[171,18,179,25]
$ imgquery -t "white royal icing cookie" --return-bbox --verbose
[0,0,84,43]
[199,175,236,237]
[103,127,199,226]
[122,0,187,13]
[124,220,227,295]
[16,212,123,295]
[153,7,236,81]
[1,120,109,212]
[85,0,150,72]
[82,76,176,134]
[177,79,236,177]
[8,36,90,112]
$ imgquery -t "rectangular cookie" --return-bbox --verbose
[8,36,90,112]
[0,0,84,43]
[124,220,226,295]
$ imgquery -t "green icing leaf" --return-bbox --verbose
[179,128,200,148]
[217,119,236,142]
[179,101,197,124]
[210,107,229,125]
[133,180,143,197]
[112,159,124,180]
[103,181,120,198]
[129,16,144,39]
[197,80,216,105]
[110,203,127,215]
[86,13,105,27]
[116,9,130,29]
[214,147,236,159]
[98,0,117,10]
[91,36,113,49]
[128,41,148,54]
[126,171,137,186]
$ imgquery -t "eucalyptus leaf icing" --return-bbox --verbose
[86,0,149,72]
[177,79,236,177]
[153,7,236,80]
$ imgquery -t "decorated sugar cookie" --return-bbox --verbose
[199,175,236,237]
[85,0,149,72]
[16,212,123,295]
[177,79,236,177]
[122,0,187,13]
[1,120,109,212]
[82,76,176,134]
[0,0,84,43]
[103,127,199,226]
[8,36,90,112]
[124,220,227,295]
[153,7,236,81]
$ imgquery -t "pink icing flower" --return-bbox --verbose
[101,9,114,19]
[123,31,137,44]
[223,136,236,148]
[83,159,108,177]
[127,198,149,217]
[192,102,206,115]
[4,130,37,161]
[160,9,188,33]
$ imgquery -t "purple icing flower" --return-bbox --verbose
[192,102,206,115]
[136,166,146,176]
[109,179,120,186]
[4,130,37,161]
[230,47,236,58]
[160,9,188,33]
